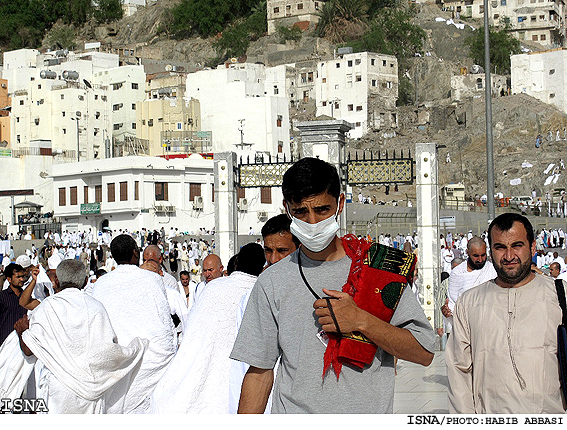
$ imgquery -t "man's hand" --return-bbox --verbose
[30,265,40,282]
[14,315,29,336]
[441,298,452,318]
[436,328,444,337]
[313,288,365,334]
[141,260,163,276]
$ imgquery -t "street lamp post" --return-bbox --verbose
[72,111,81,162]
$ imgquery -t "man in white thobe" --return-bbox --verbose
[14,259,146,414]
[447,213,565,413]
[147,243,265,414]
[90,234,176,414]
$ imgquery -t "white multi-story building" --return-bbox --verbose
[316,51,398,139]
[51,155,284,235]
[511,48,567,113]
[92,65,146,156]
[267,0,327,34]
[185,63,290,156]
[440,0,565,47]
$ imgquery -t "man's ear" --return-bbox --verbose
[337,193,346,216]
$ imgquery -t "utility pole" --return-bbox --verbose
[484,0,495,221]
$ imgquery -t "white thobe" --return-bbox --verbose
[447,275,565,413]
[90,265,176,413]
[147,271,257,414]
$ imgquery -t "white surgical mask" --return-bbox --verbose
[288,204,340,253]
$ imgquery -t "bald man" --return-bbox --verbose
[192,254,224,306]
[442,237,497,328]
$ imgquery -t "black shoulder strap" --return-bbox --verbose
[555,279,567,326]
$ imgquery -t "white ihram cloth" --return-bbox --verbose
[147,271,257,414]
[0,330,36,400]
[21,288,147,413]
[90,264,177,413]
[446,260,496,332]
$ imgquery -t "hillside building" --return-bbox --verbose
[185,62,290,156]
[0,78,10,150]
[451,70,507,101]
[440,0,565,47]
[136,73,206,157]
[92,64,147,156]
[315,51,398,139]
[267,0,326,34]
[511,48,567,114]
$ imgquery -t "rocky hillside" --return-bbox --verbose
[75,1,567,203]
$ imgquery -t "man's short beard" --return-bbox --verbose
[468,256,486,270]
[494,257,532,285]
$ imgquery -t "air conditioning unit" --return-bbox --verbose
[238,198,248,211]
[193,196,203,210]
[154,204,165,212]
[257,211,268,221]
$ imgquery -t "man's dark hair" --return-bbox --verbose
[110,234,138,264]
[227,254,238,275]
[179,270,190,278]
[4,263,24,279]
[261,214,301,247]
[282,157,340,204]
[488,213,534,246]
[95,268,107,278]
[234,243,265,277]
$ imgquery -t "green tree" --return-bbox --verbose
[44,21,77,50]
[465,26,521,75]
[94,0,124,23]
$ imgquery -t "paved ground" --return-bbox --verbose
[394,350,449,414]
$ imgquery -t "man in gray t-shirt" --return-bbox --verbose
[229,158,435,414]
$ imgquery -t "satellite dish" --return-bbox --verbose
[83,79,92,89]
[165,64,173,72]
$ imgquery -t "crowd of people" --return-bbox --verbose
[0,157,565,415]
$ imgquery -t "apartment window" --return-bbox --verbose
[274,86,279,95]
[297,3,303,9]
[113,123,121,130]
[274,7,279,13]
[211,184,215,203]
[301,73,307,83]
[132,103,136,110]
[277,115,283,127]
[134,181,139,201]
[62,128,66,135]
[371,80,377,86]
[355,59,361,65]
[532,35,538,41]
[84,186,89,204]
[336,63,340,68]
[356,75,362,82]
[95,185,102,203]
[16,117,19,123]
[148,119,154,127]
[348,60,353,67]
[132,123,136,129]
[107,183,115,202]
[120,182,128,201]
[479,5,484,12]
[155,182,168,201]
[307,72,313,82]
[70,186,77,205]
[322,101,327,106]
[19,100,24,105]
[94,95,98,100]
[278,141,283,153]
[95,111,101,119]
[355,122,361,127]
[237,187,246,200]
[348,104,353,111]
[261,187,272,204]
[59,188,66,206]
[371,59,375,66]
[334,101,339,109]
[550,93,555,98]
[476,78,483,89]
[17,135,20,144]
[539,15,545,21]
[131,83,139,90]
[501,0,506,4]
[112,83,123,90]
[550,69,556,75]
[62,111,65,117]
[531,15,536,21]
[356,106,363,111]
[37,84,41,89]
[113,104,122,111]
[540,34,546,41]
[322,77,326,83]
[60,94,64,100]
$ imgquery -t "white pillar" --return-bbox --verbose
[416,142,439,327]
[214,152,238,267]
